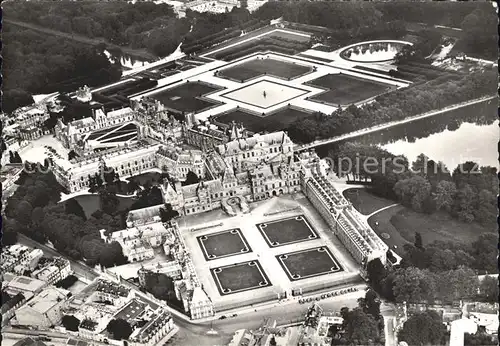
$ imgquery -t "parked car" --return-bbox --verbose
[231,314,238,317]
[321,294,326,299]
[219,315,227,320]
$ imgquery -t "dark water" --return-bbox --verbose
[69,193,136,218]
[316,99,498,169]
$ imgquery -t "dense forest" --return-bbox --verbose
[2,25,122,113]
[4,0,495,58]
[3,0,495,113]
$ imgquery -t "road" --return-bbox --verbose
[4,19,157,61]
[296,95,497,152]
[169,289,368,346]
[14,231,368,345]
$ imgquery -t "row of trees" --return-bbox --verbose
[288,70,496,144]
[368,255,495,307]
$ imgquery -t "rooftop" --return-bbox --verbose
[6,276,46,293]
[95,280,130,298]
[217,131,291,155]
[22,287,69,314]
[13,338,48,346]
[114,298,148,321]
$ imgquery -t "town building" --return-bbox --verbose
[187,285,214,320]
[11,104,50,140]
[32,257,72,286]
[1,245,44,275]
[1,292,33,326]
[14,287,70,329]
[3,276,47,297]
[64,278,178,345]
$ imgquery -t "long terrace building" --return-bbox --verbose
[300,156,388,266]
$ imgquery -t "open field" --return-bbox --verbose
[215,106,311,133]
[149,82,221,113]
[220,58,311,82]
[368,205,493,252]
[257,215,318,247]
[308,73,392,105]
[343,188,395,216]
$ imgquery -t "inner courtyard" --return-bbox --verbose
[179,194,361,310]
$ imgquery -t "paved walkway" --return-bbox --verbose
[366,203,399,220]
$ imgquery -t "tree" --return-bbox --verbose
[452,184,477,223]
[478,275,499,303]
[470,233,497,274]
[434,180,457,213]
[392,267,436,303]
[269,336,277,346]
[394,175,432,212]
[358,289,381,320]
[344,308,380,345]
[183,171,200,186]
[398,311,447,346]
[464,333,498,346]
[14,152,22,163]
[143,271,184,311]
[414,232,423,250]
[99,189,119,215]
[160,203,179,223]
[106,319,133,340]
[99,241,127,268]
[65,198,87,220]
[16,200,34,225]
[62,315,80,332]
[367,258,387,296]
[412,153,430,175]
[9,151,15,163]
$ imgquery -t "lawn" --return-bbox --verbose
[343,188,395,216]
[220,58,312,82]
[277,246,342,281]
[215,106,311,133]
[212,260,271,295]
[368,205,493,254]
[307,73,392,106]
[257,215,318,247]
[149,82,221,113]
[267,31,311,43]
[197,229,251,260]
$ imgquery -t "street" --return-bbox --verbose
[10,208,374,346]
[168,290,368,346]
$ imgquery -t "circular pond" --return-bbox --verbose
[339,40,412,63]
